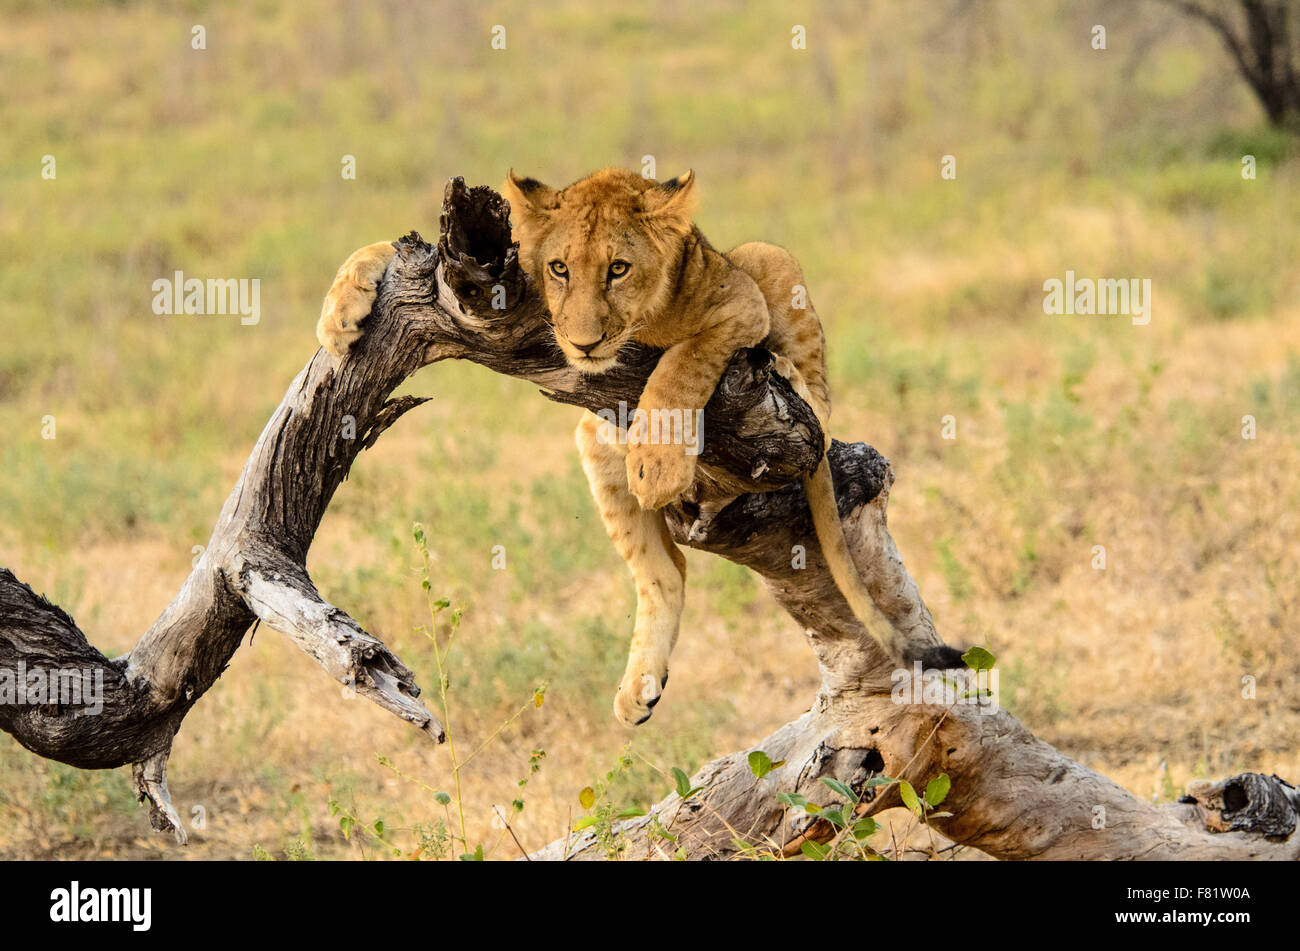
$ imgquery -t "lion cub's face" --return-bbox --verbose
[502,167,697,374]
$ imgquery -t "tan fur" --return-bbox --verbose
[316,168,951,727]
[316,241,399,356]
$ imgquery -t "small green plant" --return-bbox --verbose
[772,774,896,861]
[284,838,316,861]
[324,524,549,860]
[735,649,995,861]
[571,748,645,859]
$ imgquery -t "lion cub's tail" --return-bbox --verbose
[801,458,964,669]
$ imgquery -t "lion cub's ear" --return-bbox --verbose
[502,170,560,223]
[640,170,697,232]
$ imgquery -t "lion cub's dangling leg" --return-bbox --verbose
[316,241,398,357]
[576,412,687,727]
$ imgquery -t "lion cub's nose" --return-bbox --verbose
[572,333,606,354]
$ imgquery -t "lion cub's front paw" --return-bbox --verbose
[626,442,696,510]
[317,284,376,357]
[613,668,668,727]
[316,242,398,357]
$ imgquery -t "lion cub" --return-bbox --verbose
[317,168,962,727]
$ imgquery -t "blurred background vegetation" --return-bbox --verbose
[0,0,1297,859]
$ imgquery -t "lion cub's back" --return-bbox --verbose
[725,241,830,415]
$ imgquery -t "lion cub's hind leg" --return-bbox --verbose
[316,241,398,357]
[576,412,687,727]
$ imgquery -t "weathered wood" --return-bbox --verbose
[1,178,1295,858]
[531,691,1300,860]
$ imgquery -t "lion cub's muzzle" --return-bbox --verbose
[555,325,623,372]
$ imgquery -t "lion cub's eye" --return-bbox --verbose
[608,261,630,280]
[548,260,568,279]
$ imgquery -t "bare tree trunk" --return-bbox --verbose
[1165,0,1300,129]
[1,180,1295,857]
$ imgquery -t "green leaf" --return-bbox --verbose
[373,820,385,837]
[672,767,692,798]
[820,807,847,828]
[777,791,806,809]
[778,791,821,813]
[853,817,879,839]
[800,841,832,861]
[962,646,996,671]
[572,816,600,831]
[925,773,951,807]
[820,777,857,802]
[899,780,922,816]
[458,844,484,862]
[674,848,688,861]
[579,786,595,810]
[339,816,354,840]
[861,776,898,789]
[748,750,775,779]
[617,806,646,819]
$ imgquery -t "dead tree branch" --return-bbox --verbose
[2,179,1294,857]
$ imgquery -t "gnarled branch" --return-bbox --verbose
[0,180,829,842]
[2,178,1294,858]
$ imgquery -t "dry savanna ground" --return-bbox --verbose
[0,0,1297,859]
